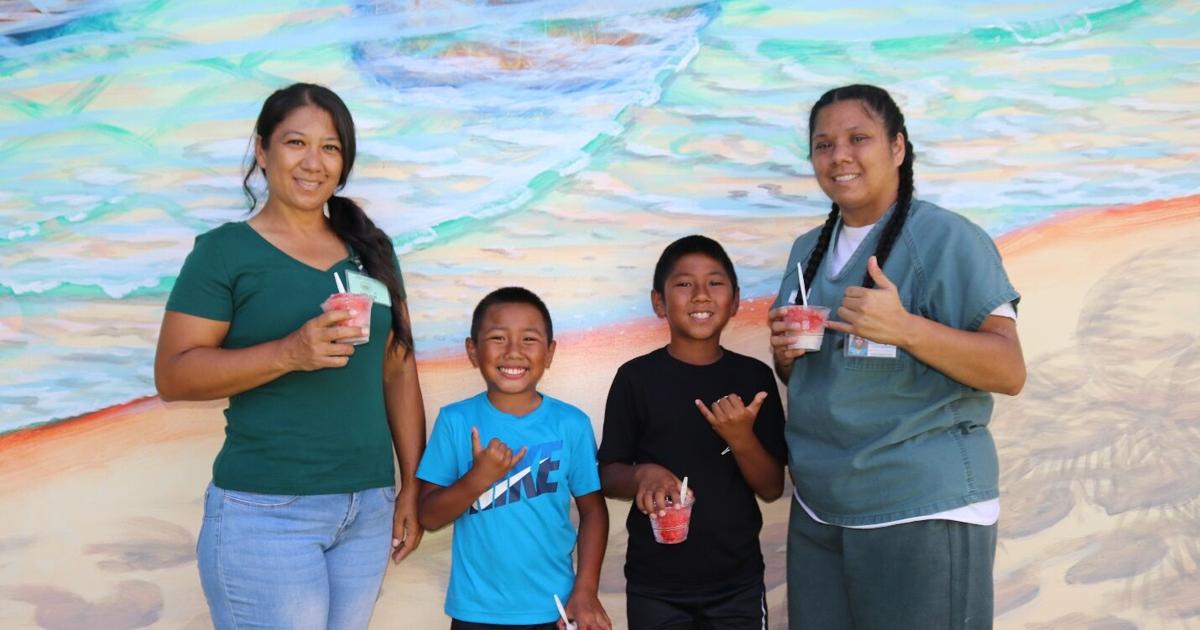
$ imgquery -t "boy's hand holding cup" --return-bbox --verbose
[632,463,692,517]
[469,426,527,486]
[647,476,694,545]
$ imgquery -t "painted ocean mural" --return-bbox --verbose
[2,0,1199,628]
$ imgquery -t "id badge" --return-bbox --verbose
[844,334,897,359]
[346,270,391,307]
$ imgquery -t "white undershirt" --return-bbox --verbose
[829,222,875,277]
[797,221,1013,528]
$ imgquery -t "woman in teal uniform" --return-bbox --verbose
[155,83,426,630]
[769,84,1026,629]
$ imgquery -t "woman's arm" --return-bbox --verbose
[153,309,364,401]
[827,257,1026,395]
[894,314,1024,395]
[384,302,427,562]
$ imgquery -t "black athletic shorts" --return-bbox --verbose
[450,620,557,630]
[626,579,767,630]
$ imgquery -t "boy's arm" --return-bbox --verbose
[566,491,611,630]
[599,462,686,517]
[727,436,784,501]
[598,367,687,516]
[598,462,638,499]
[695,393,784,501]
[418,427,526,530]
[417,476,487,531]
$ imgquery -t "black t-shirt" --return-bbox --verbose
[597,346,788,590]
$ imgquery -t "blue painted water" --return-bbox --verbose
[1,0,1198,431]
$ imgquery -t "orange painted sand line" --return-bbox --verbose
[3,194,1198,453]
[996,194,1200,257]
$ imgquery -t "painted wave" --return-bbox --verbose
[0,0,719,300]
[3,0,1199,432]
[758,0,1153,60]
[0,0,722,430]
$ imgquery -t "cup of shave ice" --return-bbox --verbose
[321,293,373,345]
[781,305,830,351]
[649,494,694,544]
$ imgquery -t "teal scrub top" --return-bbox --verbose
[774,200,1019,526]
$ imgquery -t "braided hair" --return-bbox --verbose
[244,83,413,354]
[799,84,916,301]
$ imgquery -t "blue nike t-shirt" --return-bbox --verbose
[416,392,602,625]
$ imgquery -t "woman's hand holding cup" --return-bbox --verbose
[768,306,809,370]
[280,308,366,372]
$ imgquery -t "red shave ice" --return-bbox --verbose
[649,496,694,544]
[321,292,373,345]
[782,305,829,351]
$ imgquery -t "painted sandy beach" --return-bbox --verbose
[2,195,1198,629]
[4,1,1200,628]
[5,0,1200,433]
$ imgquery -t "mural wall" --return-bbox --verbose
[2,0,1198,628]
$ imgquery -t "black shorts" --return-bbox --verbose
[450,620,557,630]
[626,579,767,630]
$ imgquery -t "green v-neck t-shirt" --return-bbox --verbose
[166,221,404,495]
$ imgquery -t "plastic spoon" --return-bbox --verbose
[554,593,577,630]
[795,262,808,306]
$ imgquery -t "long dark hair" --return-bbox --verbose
[800,84,915,299]
[243,83,412,354]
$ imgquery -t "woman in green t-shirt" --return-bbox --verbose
[155,83,426,629]
[768,84,1027,629]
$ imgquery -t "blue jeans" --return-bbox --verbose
[197,482,395,630]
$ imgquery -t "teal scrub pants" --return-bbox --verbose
[787,499,997,630]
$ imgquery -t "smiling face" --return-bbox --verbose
[466,302,556,410]
[809,99,905,226]
[254,104,344,216]
[652,252,739,349]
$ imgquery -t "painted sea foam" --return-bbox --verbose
[2,0,1198,431]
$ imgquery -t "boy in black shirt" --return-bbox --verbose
[598,235,787,629]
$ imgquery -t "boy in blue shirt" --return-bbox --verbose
[417,287,611,630]
[598,236,788,629]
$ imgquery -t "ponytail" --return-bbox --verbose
[328,195,412,355]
